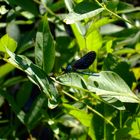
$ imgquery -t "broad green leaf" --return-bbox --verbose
[0,63,15,78]
[17,30,36,54]
[35,15,55,74]
[58,114,87,137]
[101,96,125,110]
[3,76,26,87]
[50,1,65,12]
[6,49,58,108]
[88,123,97,140]
[127,116,140,139]
[71,22,102,51]
[24,94,48,130]
[86,29,102,52]
[16,81,32,108]
[0,34,17,58]
[87,71,140,103]
[118,7,140,14]
[116,116,140,139]
[69,109,92,127]
[116,48,136,56]
[57,73,87,90]
[105,40,113,53]
[64,8,104,24]
[63,103,92,127]
[57,72,127,110]
[116,31,140,47]
[71,23,86,49]
[132,67,140,80]
[0,89,26,124]
[54,36,77,72]
[74,1,100,14]
[103,54,136,88]
[86,17,117,36]
[100,24,124,35]
[7,0,38,15]
[117,1,135,13]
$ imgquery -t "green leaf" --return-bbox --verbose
[24,94,48,130]
[126,116,140,139]
[50,0,65,12]
[86,29,102,52]
[54,36,77,72]
[35,15,55,74]
[116,31,140,47]
[74,1,100,14]
[16,81,32,108]
[100,24,124,34]
[69,109,92,127]
[6,49,58,107]
[0,89,26,124]
[0,63,15,78]
[7,0,38,15]
[103,54,136,88]
[63,103,92,127]
[101,96,125,110]
[86,17,117,36]
[3,76,26,87]
[116,116,140,139]
[0,34,17,58]
[87,71,140,103]
[64,8,104,24]
[71,23,86,49]
[57,73,87,90]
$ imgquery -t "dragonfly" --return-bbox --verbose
[62,51,97,75]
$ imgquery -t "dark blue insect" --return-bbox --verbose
[63,51,96,73]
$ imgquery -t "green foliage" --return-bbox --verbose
[0,0,140,139]
[35,15,55,74]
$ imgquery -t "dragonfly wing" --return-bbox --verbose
[72,51,96,70]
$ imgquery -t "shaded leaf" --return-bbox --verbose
[35,15,55,74]
[25,94,48,130]
[6,49,58,108]
[0,89,26,124]
[7,0,38,15]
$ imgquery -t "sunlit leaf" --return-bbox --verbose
[57,73,87,90]
[87,71,140,103]
[0,63,15,78]
[64,8,104,24]
[0,34,17,58]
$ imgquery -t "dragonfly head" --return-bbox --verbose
[62,65,73,73]
[65,65,73,72]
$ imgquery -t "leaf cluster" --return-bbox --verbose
[0,0,140,139]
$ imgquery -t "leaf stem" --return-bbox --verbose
[94,0,134,25]
[62,90,117,129]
